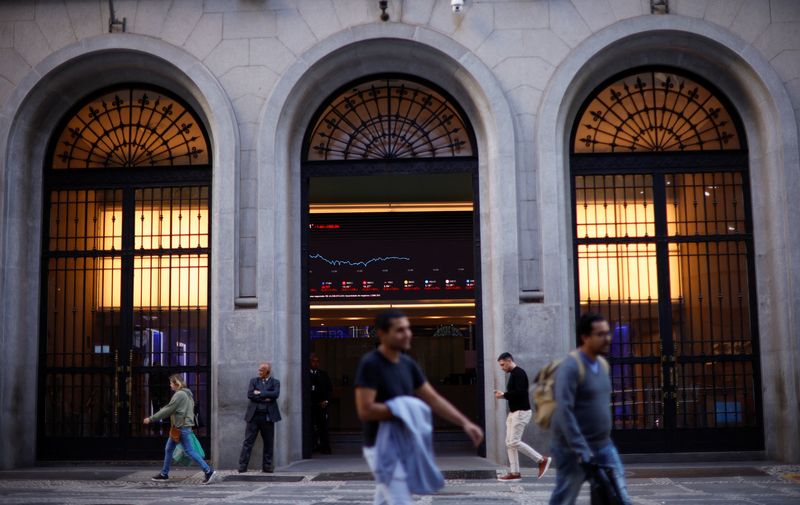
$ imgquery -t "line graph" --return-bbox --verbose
[309,253,411,268]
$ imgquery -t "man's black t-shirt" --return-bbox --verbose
[354,349,427,447]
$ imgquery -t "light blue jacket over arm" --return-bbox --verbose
[374,396,445,494]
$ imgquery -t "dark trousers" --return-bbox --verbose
[239,412,275,470]
[311,404,330,452]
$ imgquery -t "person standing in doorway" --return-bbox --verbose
[355,309,484,505]
[145,374,216,484]
[494,352,551,481]
[549,313,632,505]
[310,353,333,454]
[238,362,282,473]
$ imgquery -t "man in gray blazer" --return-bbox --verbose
[238,362,282,473]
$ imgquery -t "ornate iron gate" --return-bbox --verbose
[39,86,212,459]
[570,68,763,452]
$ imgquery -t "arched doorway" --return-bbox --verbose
[300,75,483,456]
[39,85,212,459]
[570,68,763,452]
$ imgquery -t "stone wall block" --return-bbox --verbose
[34,1,76,51]
[205,38,249,77]
[13,21,50,68]
[494,1,549,30]
[250,37,296,73]
[221,65,278,100]
[65,0,104,40]
[730,0,771,44]
[160,0,205,47]
[296,0,342,41]
[184,13,223,60]
[571,0,618,32]
[276,9,317,56]
[223,9,277,39]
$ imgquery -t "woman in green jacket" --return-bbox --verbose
[144,374,216,484]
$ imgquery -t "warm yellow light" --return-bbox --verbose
[309,202,473,214]
[577,203,682,302]
[133,255,208,308]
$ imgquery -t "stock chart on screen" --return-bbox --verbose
[308,211,474,301]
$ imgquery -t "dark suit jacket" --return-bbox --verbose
[310,369,332,404]
[245,376,282,423]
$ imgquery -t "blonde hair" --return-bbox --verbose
[169,374,188,389]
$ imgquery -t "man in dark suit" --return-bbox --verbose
[238,362,281,473]
[309,353,333,454]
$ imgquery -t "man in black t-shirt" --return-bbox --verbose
[355,309,483,504]
[494,352,551,481]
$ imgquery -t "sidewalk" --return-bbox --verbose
[0,459,798,504]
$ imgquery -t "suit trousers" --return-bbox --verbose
[311,403,330,452]
[239,412,275,470]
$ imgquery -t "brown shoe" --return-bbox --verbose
[538,457,552,478]
[497,472,522,482]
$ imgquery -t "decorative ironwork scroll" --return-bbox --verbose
[307,78,474,160]
[52,87,209,169]
[574,70,741,153]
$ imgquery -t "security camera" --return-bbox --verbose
[451,0,464,14]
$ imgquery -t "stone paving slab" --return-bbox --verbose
[0,465,798,504]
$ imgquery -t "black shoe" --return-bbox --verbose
[262,468,274,473]
[151,473,169,482]
[202,469,216,484]
[237,467,247,473]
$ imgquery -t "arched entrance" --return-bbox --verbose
[38,84,212,459]
[300,75,483,456]
[570,67,763,452]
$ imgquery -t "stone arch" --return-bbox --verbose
[0,34,238,469]
[537,16,800,462]
[254,24,518,465]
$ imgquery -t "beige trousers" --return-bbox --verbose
[505,409,543,473]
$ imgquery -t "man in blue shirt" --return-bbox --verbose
[355,309,484,504]
[549,313,632,505]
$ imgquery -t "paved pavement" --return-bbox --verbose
[0,459,798,504]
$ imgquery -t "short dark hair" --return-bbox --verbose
[374,309,407,332]
[497,352,513,361]
[577,312,607,340]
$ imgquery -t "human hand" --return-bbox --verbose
[462,421,484,447]
[253,389,261,395]
[143,418,150,425]
[321,401,329,408]
[494,390,504,399]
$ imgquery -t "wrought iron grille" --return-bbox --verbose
[306,78,475,160]
[571,68,762,452]
[574,70,741,153]
[40,85,212,459]
[52,87,209,169]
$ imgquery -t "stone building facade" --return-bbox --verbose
[1,0,799,469]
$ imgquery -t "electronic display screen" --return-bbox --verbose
[308,211,474,301]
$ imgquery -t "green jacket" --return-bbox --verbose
[149,388,196,428]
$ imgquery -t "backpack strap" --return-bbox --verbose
[568,350,586,384]
[597,355,610,375]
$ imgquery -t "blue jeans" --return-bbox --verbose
[549,442,631,505]
[160,427,211,476]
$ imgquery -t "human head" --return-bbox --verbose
[577,312,611,355]
[258,362,271,378]
[169,374,187,391]
[497,352,515,373]
[310,353,320,370]
[374,309,412,352]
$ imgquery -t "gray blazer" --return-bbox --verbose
[245,376,282,423]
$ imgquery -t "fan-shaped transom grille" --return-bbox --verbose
[51,87,209,169]
[574,70,742,153]
[307,78,474,160]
